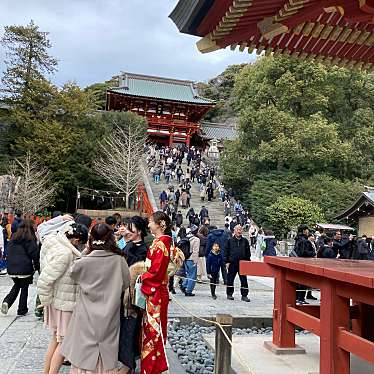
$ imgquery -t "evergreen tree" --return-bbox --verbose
[1,20,57,105]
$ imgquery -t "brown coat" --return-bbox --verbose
[60,250,130,371]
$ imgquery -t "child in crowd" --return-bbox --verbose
[206,242,223,300]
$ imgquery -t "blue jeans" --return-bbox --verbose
[155,174,160,183]
[183,260,197,294]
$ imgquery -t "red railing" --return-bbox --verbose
[137,184,155,216]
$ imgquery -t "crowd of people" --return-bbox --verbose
[292,224,374,304]
[0,210,173,374]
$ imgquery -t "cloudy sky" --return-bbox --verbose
[0,0,256,88]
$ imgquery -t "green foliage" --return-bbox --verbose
[196,64,247,122]
[242,171,301,227]
[219,140,252,195]
[1,20,57,104]
[299,175,362,222]
[84,77,118,110]
[217,55,373,234]
[266,196,325,237]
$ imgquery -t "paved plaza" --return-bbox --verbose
[0,273,277,373]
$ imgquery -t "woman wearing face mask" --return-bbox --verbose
[37,221,88,374]
[140,211,172,374]
[119,216,148,373]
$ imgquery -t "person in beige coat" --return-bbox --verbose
[37,220,88,374]
[61,223,130,374]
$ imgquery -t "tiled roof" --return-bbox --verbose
[335,190,374,220]
[200,121,237,141]
[109,72,214,105]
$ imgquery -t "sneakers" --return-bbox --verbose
[1,302,9,315]
[296,300,309,305]
[227,295,234,300]
[241,296,251,302]
[185,293,195,297]
[0,269,7,276]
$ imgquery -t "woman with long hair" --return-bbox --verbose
[37,221,88,374]
[140,211,172,374]
[1,220,39,316]
[60,223,130,373]
[119,216,148,372]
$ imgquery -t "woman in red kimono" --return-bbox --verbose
[141,211,172,374]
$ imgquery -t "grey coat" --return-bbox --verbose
[60,250,130,371]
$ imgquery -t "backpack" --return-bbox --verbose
[177,238,191,260]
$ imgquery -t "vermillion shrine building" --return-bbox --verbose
[106,72,219,147]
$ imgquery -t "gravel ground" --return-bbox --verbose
[168,322,311,374]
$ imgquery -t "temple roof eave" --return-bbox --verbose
[107,89,215,107]
[335,192,374,221]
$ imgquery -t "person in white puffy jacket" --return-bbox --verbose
[37,219,88,374]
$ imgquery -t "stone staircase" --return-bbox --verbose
[143,162,226,228]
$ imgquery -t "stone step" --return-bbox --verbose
[144,162,226,229]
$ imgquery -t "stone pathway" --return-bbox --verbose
[0,276,70,374]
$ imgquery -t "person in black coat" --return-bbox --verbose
[1,220,39,316]
[175,211,183,228]
[224,225,251,302]
[293,225,316,305]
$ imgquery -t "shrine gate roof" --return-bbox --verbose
[109,72,214,105]
[170,0,374,69]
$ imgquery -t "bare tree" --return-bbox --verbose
[93,122,146,208]
[7,152,55,214]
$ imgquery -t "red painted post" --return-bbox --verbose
[272,268,296,348]
[320,280,350,374]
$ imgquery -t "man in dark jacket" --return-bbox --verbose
[175,211,183,227]
[224,225,251,302]
[206,228,229,284]
[294,225,316,304]
[199,206,209,222]
[357,235,369,260]
[332,231,350,258]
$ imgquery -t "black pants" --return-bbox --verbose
[359,253,369,260]
[226,262,248,297]
[210,272,219,296]
[296,284,307,302]
[168,276,175,292]
[3,276,32,315]
[220,262,227,285]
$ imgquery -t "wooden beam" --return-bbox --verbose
[286,306,321,336]
[239,261,274,277]
[338,328,374,365]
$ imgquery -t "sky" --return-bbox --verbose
[0,0,256,88]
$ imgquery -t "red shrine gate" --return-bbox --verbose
[106,72,214,146]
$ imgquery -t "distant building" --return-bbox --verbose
[106,72,215,147]
[336,187,374,236]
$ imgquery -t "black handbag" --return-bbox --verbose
[118,297,142,369]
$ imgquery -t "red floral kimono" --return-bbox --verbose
[140,235,172,374]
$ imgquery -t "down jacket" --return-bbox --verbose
[37,230,81,311]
